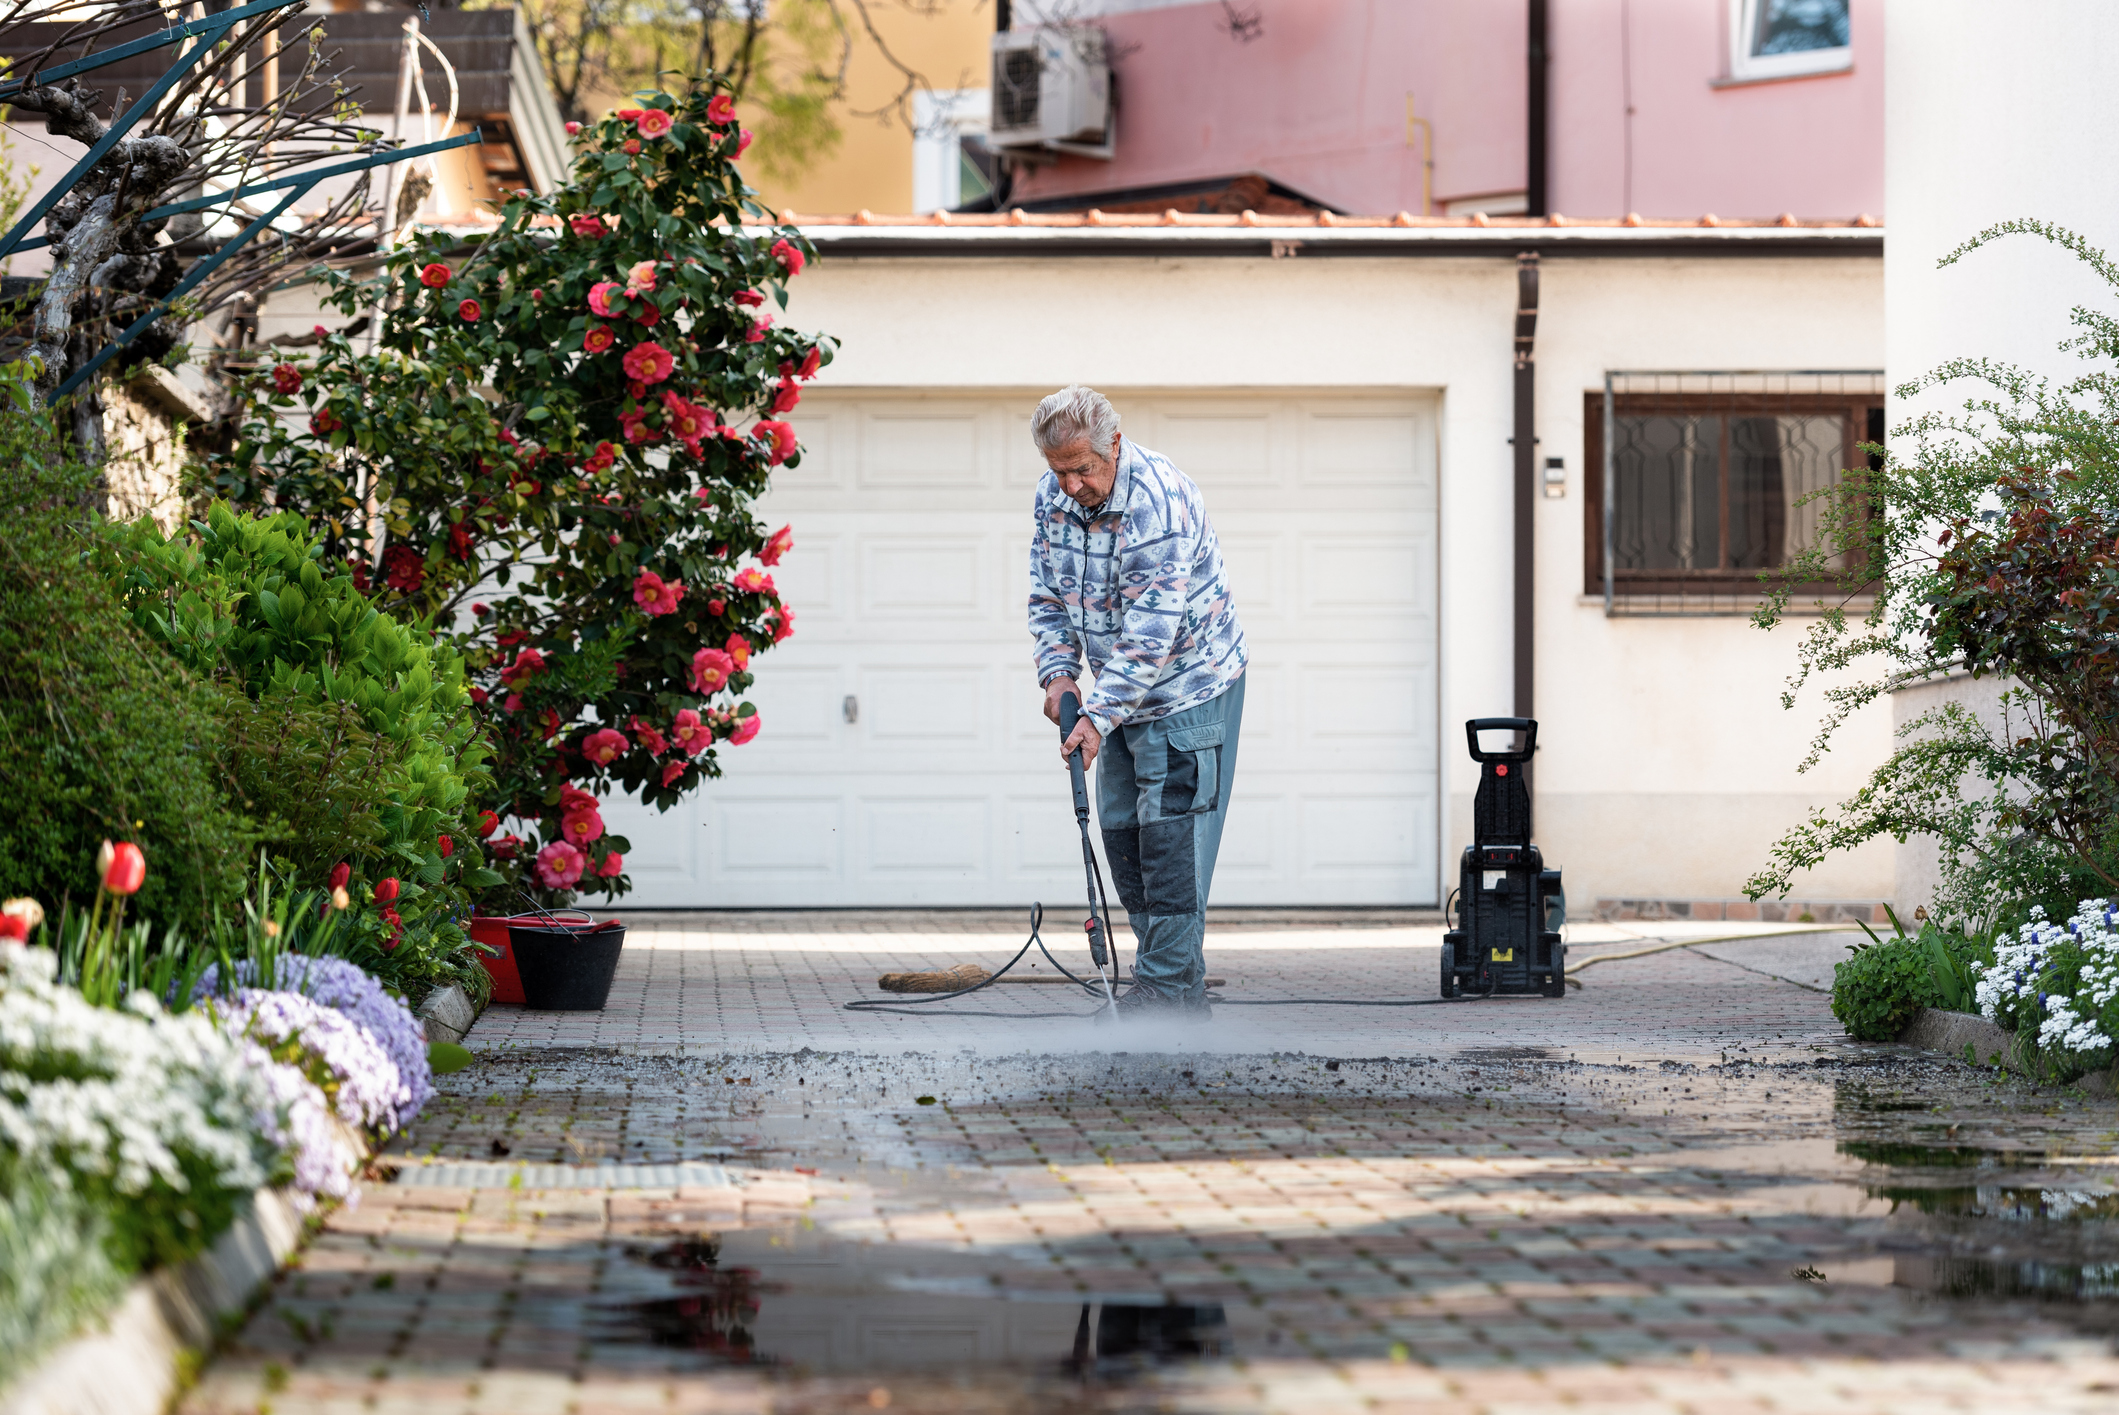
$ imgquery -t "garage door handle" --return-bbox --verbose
[843,695,858,724]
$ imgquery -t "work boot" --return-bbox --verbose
[1113,985,1173,1019]
[1181,992,1213,1023]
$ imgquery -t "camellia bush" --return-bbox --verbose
[1751,220,2119,925]
[204,79,829,905]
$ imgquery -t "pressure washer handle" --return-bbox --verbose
[1058,691,1091,816]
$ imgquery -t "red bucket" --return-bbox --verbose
[469,911,591,1005]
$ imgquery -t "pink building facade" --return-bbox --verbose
[1005,0,1882,221]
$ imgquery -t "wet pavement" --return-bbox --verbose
[179,916,2119,1413]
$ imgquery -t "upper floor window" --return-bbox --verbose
[1729,0,1852,83]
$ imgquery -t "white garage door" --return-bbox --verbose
[601,389,1438,907]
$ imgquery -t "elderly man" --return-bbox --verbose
[1027,385,1248,1019]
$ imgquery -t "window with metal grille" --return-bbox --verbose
[1584,372,1884,611]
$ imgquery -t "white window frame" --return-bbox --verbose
[912,88,991,214]
[1727,0,1852,83]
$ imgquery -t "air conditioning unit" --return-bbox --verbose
[990,25,1113,159]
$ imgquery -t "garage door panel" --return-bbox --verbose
[1302,664,1434,742]
[1298,406,1434,492]
[858,537,985,620]
[742,664,844,748]
[617,794,699,881]
[773,534,841,620]
[1001,791,1094,883]
[1215,533,1284,618]
[859,667,986,744]
[776,409,847,490]
[1298,793,1432,877]
[715,795,844,876]
[1300,536,1433,618]
[859,796,990,876]
[859,408,986,488]
[1139,403,1276,487]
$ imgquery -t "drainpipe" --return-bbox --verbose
[1526,0,1548,217]
[1513,252,1539,720]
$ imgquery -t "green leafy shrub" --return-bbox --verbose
[1831,937,1932,1042]
[203,78,829,906]
[93,505,499,996]
[0,380,264,928]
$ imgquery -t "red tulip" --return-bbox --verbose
[98,840,146,895]
[374,877,400,904]
[329,861,351,890]
[438,834,454,858]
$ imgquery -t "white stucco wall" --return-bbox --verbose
[779,241,1890,906]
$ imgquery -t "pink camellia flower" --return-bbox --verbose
[707,596,726,616]
[707,94,736,125]
[503,692,524,713]
[569,212,607,238]
[619,408,663,444]
[632,300,661,328]
[633,567,685,616]
[625,260,657,295]
[768,603,796,643]
[419,262,450,288]
[583,440,617,473]
[623,138,642,155]
[535,839,587,890]
[565,119,583,134]
[746,315,772,343]
[662,392,715,451]
[798,345,823,379]
[500,646,547,686]
[732,567,775,596]
[630,716,668,756]
[760,524,793,566]
[725,633,751,670]
[582,324,616,354]
[728,712,762,746]
[691,646,735,694]
[770,238,805,276]
[597,851,624,878]
[310,407,342,436]
[458,298,482,322]
[588,281,624,317]
[736,128,753,156]
[770,378,800,414]
[660,759,686,787]
[622,342,675,384]
[271,363,302,395]
[581,727,629,765]
[561,804,604,846]
[670,708,712,756]
[753,419,797,465]
[615,108,644,121]
[733,288,764,308]
[635,108,674,138]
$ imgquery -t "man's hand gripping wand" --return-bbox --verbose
[1058,692,1120,1017]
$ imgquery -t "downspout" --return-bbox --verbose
[1526,0,1548,217]
[1513,252,1539,721]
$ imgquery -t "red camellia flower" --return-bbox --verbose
[374,877,400,904]
[632,301,661,328]
[419,262,451,287]
[535,840,587,890]
[382,544,425,593]
[476,809,500,839]
[798,345,823,379]
[771,238,805,276]
[768,603,797,643]
[670,708,711,756]
[770,378,801,415]
[729,713,762,746]
[736,128,753,156]
[588,281,623,318]
[583,441,617,474]
[630,716,668,756]
[581,727,629,765]
[660,759,686,787]
[500,646,547,686]
[746,315,772,343]
[582,324,616,355]
[541,708,562,741]
[725,633,752,670]
[565,120,582,135]
[619,409,663,445]
[622,341,675,384]
[707,94,736,125]
[690,646,735,694]
[753,419,797,464]
[271,363,302,395]
[569,213,607,238]
[734,288,765,308]
[707,597,727,616]
[470,685,490,705]
[598,851,624,878]
[635,108,674,138]
[310,407,343,436]
[472,602,491,618]
[760,524,794,566]
[632,567,685,616]
[623,139,642,155]
[459,298,482,322]
[438,834,454,858]
[732,567,776,596]
[448,522,475,561]
[561,806,604,846]
[615,108,644,121]
[490,833,522,860]
[96,840,146,895]
[662,391,715,451]
[329,861,351,890]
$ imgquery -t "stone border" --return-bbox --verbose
[1596,897,1890,924]
[1896,1006,2117,1094]
[0,1186,306,1415]
[416,982,478,1046]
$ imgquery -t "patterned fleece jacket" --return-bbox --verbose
[1028,436,1248,736]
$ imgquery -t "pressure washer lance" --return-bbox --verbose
[1059,690,1121,1019]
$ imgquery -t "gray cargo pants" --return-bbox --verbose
[1096,673,1245,1004]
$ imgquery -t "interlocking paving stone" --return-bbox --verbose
[177,917,2119,1413]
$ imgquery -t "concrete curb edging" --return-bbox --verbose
[417,982,478,1047]
[0,1186,306,1415]
[1897,1006,2117,1094]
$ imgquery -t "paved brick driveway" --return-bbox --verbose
[181,916,2119,1413]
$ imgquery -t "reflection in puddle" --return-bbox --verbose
[597,1236,1233,1377]
[1894,1254,2119,1303]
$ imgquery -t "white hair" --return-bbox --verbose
[1032,384,1121,458]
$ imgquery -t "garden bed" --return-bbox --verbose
[1896,1006,2119,1094]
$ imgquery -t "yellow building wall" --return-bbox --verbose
[743,0,992,217]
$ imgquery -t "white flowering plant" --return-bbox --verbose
[1975,899,2119,1078]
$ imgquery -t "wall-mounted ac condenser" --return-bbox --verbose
[990,25,1113,159]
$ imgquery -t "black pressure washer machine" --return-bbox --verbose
[1440,717,1567,998]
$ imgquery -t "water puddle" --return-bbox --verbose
[595,1234,1235,1376]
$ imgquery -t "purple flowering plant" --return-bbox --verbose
[197,954,434,1126]
[209,989,408,1133]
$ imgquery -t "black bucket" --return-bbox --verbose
[508,921,626,1011]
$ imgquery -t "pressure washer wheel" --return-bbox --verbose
[1541,948,1567,998]
[1439,940,1459,999]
